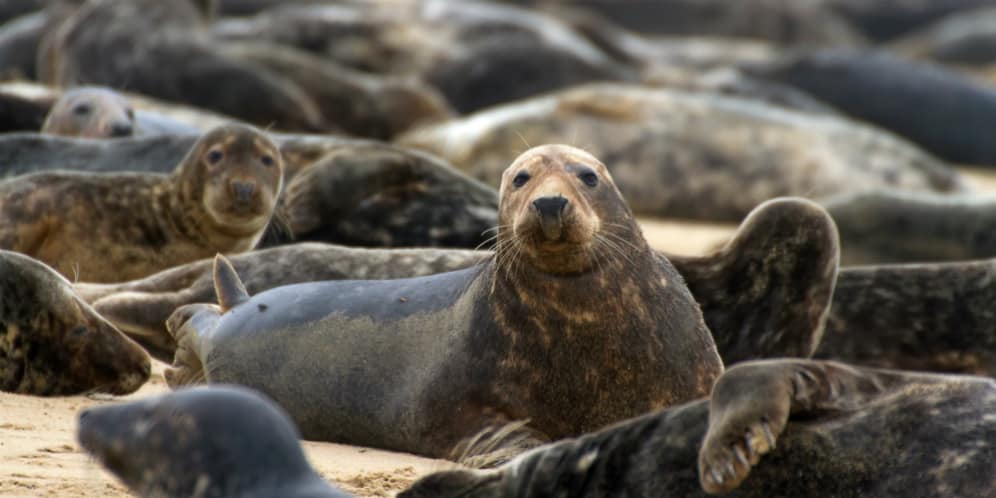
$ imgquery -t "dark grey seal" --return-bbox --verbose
[0,249,150,396]
[77,385,349,498]
[824,189,996,265]
[401,359,996,498]
[747,49,996,165]
[818,259,996,376]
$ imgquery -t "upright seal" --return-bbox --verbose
[166,144,724,459]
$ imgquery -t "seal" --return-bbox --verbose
[400,359,996,498]
[0,249,150,396]
[893,7,996,67]
[80,197,837,367]
[746,49,996,165]
[823,189,996,265]
[398,83,965,222]
[164,144,724,458]
[39,0,327,132]
[41,86,134,139]
[817,259,996,376]
[77,385,350,498]
[0,122,283,282]
[267,143,498,249]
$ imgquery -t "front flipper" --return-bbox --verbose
[670,197,840,364]
[698,359,905,494]
[163,302,220,389]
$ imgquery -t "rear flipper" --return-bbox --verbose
[93,291,187,362]
[670,197,839,365]
[698,359,911,494]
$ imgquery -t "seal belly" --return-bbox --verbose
[201,265,485,450]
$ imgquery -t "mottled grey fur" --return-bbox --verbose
[401,359,996,498]
[399,83,964,222]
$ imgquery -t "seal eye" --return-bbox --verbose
[579,170,599,188]
[206,149,224,165]
[512,171,531,188]
[260,154,274,167]
[73,103,92,116]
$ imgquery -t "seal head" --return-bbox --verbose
[41,87,135,139]
[77,385,348,497]
[0,250,149,395]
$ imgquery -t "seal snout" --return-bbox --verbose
[108,121,134,138]
[532,195,569,240]
[230,180,257,204]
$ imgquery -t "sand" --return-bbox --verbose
[3,170,994,497]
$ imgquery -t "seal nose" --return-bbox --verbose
[231,181,255,203]
[109,121,133,137]
[532,196,568,219]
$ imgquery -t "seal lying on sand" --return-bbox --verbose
[402,359,996,497]
[0,123,282,282]
[77,385,350,498]
[399,83,963,222]
[165,145,724,458]
[84,198,836,367]
[0,250,149,396]
[824,189,996,265]
[41,86,134,138]
[819,260,996,376]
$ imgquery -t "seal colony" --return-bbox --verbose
[0,250,149,396]
[0,122,282,282]
[165,145,725,458]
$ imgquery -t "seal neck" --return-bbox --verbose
[158,176,258,252]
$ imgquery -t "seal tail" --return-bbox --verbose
[213,254,249,312]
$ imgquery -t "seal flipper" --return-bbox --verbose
[92,291,184,363]
[213,254,249,312]
[697,359,909,494]
[670,197,839,365]
[163,302,221,389]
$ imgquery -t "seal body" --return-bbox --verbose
[824,189,996,265]
[77,385,349,498]
[819,259,996,376]
[399,83,964,222]
[0,123,282,282]
[41,86,134,138]
[401,359,996,498]
[166,145,723,458]
[748,49,996,165]
[0,250,149,395]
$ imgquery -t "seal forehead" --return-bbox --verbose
[505,144,607,176]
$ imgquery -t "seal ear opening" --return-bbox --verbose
[213,254,249,312]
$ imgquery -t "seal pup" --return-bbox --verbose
[41,86,134,139]
[77,385,350,498]
[0,123,282,282]
[165,145,724,458]
[0,250,149,396]
[400,359,996,498]
[817,259,996,376]
[80,197,837,367]
[399,83,964,222]
[824,189,996,265]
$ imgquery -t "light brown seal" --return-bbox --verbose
[0,122,282,282]
[0,249,149,396]
[164,144,724,459]
[41,86,134,138]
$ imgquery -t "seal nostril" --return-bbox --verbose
[532,196,568,218]
[110,122,133,137]
[231,181,255,202]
